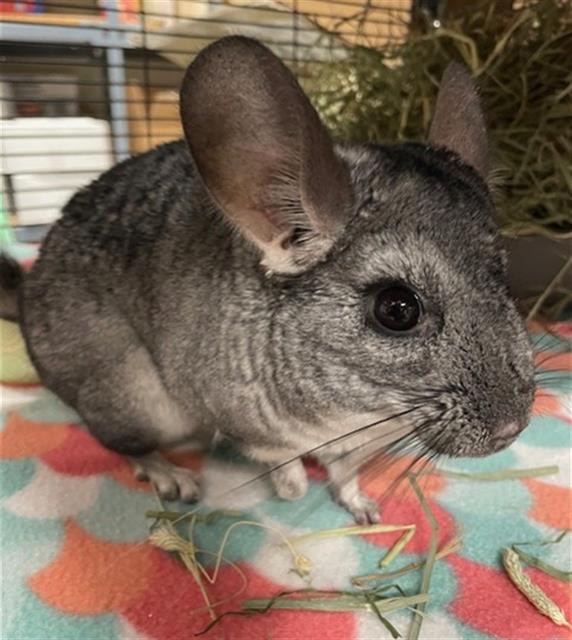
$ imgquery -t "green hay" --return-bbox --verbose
[146,464,561,635]
[433,465,560,481]
[512,531,572,583]
[310,0,572,240]
[407,475,439,640]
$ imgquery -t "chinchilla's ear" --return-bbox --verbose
[429,62,488,178]
[180,36,354,275]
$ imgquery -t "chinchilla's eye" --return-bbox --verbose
[369,284,423,334]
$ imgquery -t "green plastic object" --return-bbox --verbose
[0,191,16,248]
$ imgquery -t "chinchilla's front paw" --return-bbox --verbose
[332,481,380,524]
[131,452,200,503]
[338,492,380,524]
[271,459,309,501]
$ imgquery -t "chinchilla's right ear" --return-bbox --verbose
[429,62,489,178]
[180,36,354,275]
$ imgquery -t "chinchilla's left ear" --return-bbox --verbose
[429,62,488,178]
[180,36,354,275]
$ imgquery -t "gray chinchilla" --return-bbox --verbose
[0,37,535,522]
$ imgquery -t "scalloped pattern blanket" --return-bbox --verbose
[1,247,570,640]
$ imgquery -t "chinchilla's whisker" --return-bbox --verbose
[308,396,446,479]
[420,418,457,458]
[534,369,570,378]
[530,329,561,348]
[363,417,452,503]
[534,380,569,391]
[218,387,452,522]
[370,429,449,504]
[411,454,442,499]
[314,426,425,489]
[340,417,448,504]
[222,405,426,497]
[363,409,450,464]
[324,409,445,483]
[321,426,419,473]
[282,439,430,529]
[279,405,452,527]
[531,338,553,352]
[345,442,423,496]
[282,409,444,512]
[370,451,430,507]
[534,381,568,389]
[534,350,571,367]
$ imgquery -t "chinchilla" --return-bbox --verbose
[0,37,535,522]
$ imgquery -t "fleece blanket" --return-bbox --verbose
[1,246,570,640]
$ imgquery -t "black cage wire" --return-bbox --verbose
[0,0,443,242]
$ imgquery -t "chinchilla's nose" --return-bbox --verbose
[496,421,522,440]
[491,420,526,450]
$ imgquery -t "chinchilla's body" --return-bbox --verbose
[1,37,535,521]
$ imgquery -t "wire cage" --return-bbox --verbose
[0,0,435,241]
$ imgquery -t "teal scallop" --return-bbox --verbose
[4,591,119,640]
[530,332,571,352]
[453,512,543,567]
[0,507,63,552]
[438,479,544,566]
[537,373,571,395]
[442,446,517,474]
[1,510,65,638]
[18,391,80,424]
[2,538,64,635]
[438,472,531,519]
[191,510,266,566]
[424,559,457,612]
[520,415,571,448]
[0,458,36,499]
[75,477,157,543]
[260,482,352,530]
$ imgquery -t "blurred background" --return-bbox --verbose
[0,0,570,316]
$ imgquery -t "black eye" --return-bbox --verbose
[370,285,422,333]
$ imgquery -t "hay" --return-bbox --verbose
[145,464,560,635]
[512,530,571,583]
[311,0,572,239]
[503,548,571,629]
[429,465,560,481]
[407,475,439,640]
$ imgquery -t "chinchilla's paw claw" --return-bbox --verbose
[338,493,380,525]
[132,453,200,503]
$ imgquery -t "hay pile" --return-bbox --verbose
[311,0,572,239]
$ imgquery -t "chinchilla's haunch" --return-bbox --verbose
[0,37,535,522]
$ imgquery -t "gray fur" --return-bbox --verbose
[0,254,23,321]
[5,37,534,519]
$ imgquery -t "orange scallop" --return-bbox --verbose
[163,449,203,472]
[535,351,571,372]
[29,520,156,614]
[361,454,445,500]
[532,390,561,417]
[0,412,71,459]
[527,320,549,334]
[109,463,153,492]
[524,478,572,530]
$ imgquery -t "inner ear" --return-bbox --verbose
[180,36,354,274]
[429,62,488,178]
